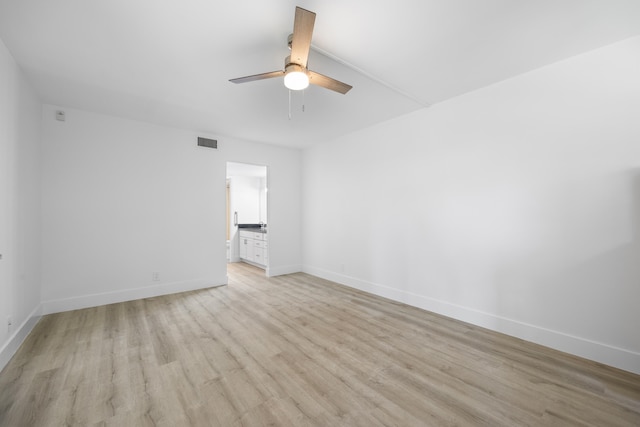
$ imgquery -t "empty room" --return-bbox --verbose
[1,1,639,425]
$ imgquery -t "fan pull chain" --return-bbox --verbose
[288,90,292,120]
[302,89,305,113]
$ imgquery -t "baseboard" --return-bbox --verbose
[303,265,640,375]
[267,264,302,277]
[41,277,227,315]
[0,304,43,372]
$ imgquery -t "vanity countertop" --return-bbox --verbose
[238,225,267,234]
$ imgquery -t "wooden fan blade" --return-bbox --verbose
[229,70,284,84]
[290,7,315,68]
[308,70,352,94]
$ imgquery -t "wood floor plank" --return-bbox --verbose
[1,262,639,426]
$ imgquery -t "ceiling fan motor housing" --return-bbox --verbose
[285,55,305,72]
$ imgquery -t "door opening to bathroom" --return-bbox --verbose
[226,162,268,275]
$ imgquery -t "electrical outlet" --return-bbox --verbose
[152,272,160,282]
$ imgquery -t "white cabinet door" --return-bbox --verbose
[247,241,255,262]
[253,248,263,265]
[239,237,249,259]
[253,240,266,266]
[263,242,268,265]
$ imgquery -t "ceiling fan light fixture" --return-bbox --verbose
[284,64,309,90]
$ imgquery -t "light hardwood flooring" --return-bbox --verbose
[1,262,639,426]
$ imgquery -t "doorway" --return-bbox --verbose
[226,162,268,275]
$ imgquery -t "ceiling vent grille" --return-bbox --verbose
[198,137,218,149]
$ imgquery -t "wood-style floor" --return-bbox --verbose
[1,263,639,426]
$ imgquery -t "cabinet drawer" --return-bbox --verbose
[240,231,264,240]
[254,240,265,248]
[239,230,263,237]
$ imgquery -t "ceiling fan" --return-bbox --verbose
[229,6,352,94]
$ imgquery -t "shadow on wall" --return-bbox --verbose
[496,169,640,354]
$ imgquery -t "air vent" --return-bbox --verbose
[198,137,218,149]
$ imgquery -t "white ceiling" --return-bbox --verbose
[1,0,639,148]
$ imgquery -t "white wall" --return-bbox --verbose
[260,176,267,224]
[303,36,640,374]
[41,105,302,313]
[230,175,261,225]
[0,38,42,369]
